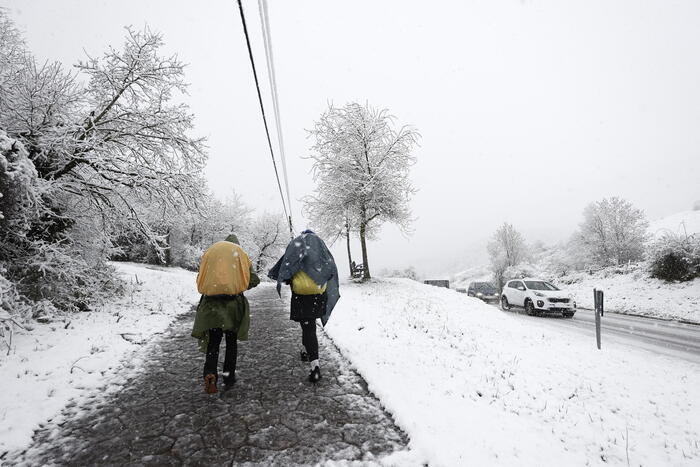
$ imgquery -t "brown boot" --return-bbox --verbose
[204,374,218,394]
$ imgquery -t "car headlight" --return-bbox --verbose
[534,292,545,297]
[476,292,483,297]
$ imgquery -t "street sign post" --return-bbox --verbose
[594,288,604,349]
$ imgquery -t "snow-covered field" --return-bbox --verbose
[326,279,700,466]
[557,267,700,323]
[0,262,199,456]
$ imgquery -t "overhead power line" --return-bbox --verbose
[236,0,293,237]
[257,0,294,232]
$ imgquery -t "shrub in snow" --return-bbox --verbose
[172,243,203,271]
[0,267,32,349]
[0,131,43,230]
[648,232,700,282]
[380,266,420,281]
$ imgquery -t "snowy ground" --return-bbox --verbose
[326,279,700,466]
[451,210,700,323]
[3,263,699,466]
[556,267,700,323]
[0,262,199,456]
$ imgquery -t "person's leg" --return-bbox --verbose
[222,330,238,386]
[300,320,321,382]
[203,328,223,379]
[300,320,319,362]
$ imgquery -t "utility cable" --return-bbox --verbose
[236,0,293,236]
[258,0,294,234]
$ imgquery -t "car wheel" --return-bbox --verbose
[525,299,536,316]
[564,312,575,318]
[501,295,510,311]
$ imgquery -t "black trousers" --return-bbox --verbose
[203,328,237,383]
[300,320,319,362]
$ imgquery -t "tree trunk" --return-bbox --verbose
[164,230,172,266]
[359,222,370,280]
[345,218,353,276]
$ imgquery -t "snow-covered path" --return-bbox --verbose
[6,283,412,466]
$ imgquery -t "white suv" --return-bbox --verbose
[500,278,576,318]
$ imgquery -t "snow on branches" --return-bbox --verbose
[0,12,206,321]
[304,102,419,279]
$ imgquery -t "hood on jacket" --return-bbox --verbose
[225,233,239,244]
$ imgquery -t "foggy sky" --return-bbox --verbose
[3,0,699,276]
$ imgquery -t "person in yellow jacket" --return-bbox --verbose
[268,230,339,383]
[192,234,259,394]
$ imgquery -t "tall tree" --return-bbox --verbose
[306,102,419,279]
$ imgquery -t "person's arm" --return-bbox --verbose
[247,265,260,290]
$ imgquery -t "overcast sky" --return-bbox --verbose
[3,0,700,276]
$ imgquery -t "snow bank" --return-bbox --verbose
[0,262,198,455]
[325,279,700,466]
[556,267,700,323]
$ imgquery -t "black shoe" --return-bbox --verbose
[223,373,236,388]
[300,351,309,362]
[308,366,321,383]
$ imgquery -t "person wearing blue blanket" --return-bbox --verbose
[268,229,340,383]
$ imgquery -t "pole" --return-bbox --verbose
[594,288,602,350]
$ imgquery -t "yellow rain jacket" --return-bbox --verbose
[197,240,252,296]
[292,270,327,295]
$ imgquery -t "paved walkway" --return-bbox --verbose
[11,286,408,466]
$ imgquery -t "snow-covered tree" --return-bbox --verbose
[487,223,527,289]
[303,191,359,276]
[0,12,206,318]
[246,212,288,275]
[574,197,649,267]
[305,102,419,279]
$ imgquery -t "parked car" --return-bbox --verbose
[467,282,499,302]
[500,278,576,317]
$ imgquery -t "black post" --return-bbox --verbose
[594,288,602,350]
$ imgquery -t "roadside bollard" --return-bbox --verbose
[593,288,604,349]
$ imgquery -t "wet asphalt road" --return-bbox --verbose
[489,302,700,363]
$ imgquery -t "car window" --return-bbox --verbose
[511,281,523,289]
[524,281,560,291]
